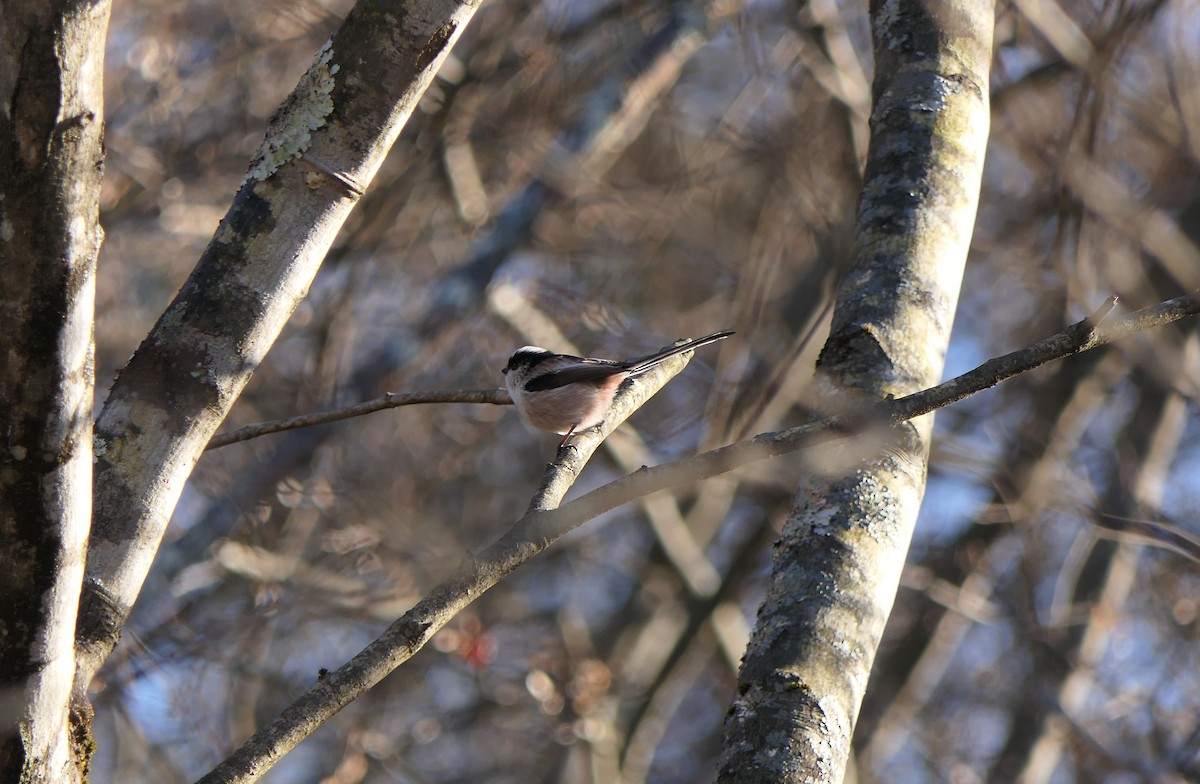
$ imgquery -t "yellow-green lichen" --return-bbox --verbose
[245,39,340,183]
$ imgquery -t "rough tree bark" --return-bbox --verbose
[0,0,490,777]
[0,1,111,781]
[718,1,994,781]
[69,0,482,750]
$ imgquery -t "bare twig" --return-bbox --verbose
[524,296,1173,554]
[205,389,512,450]
[1090,510,1200,564]
[195,293,1200,784]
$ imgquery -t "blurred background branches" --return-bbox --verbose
[92,0,1200,781]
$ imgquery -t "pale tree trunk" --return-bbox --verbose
[74,0,484,707]
[0,0,485,770]
[0,1,111,781]
[718,1,994,781]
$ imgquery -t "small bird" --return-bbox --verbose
[502,331,733,443]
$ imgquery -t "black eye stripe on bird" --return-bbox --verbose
[502,331,733,445]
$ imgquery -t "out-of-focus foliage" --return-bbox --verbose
[91,0,1200,781]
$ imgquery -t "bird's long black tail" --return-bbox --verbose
[625,330,734,373]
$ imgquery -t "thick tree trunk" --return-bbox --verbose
[0,1,111,781]
[75,0,484,699]
[718,1,995,781]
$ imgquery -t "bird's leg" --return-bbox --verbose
[557,424,578,449]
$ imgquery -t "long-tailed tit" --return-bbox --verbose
[502,331,733,442]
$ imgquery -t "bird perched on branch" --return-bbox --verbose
[502,331,733,443]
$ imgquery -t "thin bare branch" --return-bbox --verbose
[205,389,511,450]
[533,297,1194,551]
[1090,510,1200,564]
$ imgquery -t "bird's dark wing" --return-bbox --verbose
[524,361,625,391]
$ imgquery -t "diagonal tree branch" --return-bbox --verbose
[196,343,703,784]
[198,291,1198,784]
[77,0,485,698]
[524,295,1197,533]
[119,4,720,659]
